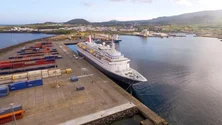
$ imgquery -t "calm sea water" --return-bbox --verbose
[0,33,54,49]
[69,35,222,125]
[116,35,222,125]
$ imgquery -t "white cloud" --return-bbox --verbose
[197,0,222,10]
[112,16,151,21]
[109,0,152,3]
[170,0,192,6]
[82,2,93,7]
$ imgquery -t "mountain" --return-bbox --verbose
[146,10,222,25]
[96,10,222,25]
[44,22,58,24]
[33,10,222,26]
[65,19,90,24]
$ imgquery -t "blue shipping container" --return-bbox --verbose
[9,81,27,91]
[0,105,22,115]
[45,56,55,59]
[27,79,43,88]
[32,58,41,61]
[45,58,55,61]
[0,85,9,97]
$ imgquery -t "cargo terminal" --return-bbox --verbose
[0,39,167,125]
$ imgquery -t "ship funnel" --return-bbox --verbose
[88,35,92,43]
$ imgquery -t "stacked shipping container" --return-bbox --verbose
[0,105,24,124]
[0,59,55,70]
[0,85,9,97]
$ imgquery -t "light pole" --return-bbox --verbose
[55,56,60,88]
[10,103,17,125]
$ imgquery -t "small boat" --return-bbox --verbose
[113,34,122,43]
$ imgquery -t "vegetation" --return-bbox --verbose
[65,19,90,25]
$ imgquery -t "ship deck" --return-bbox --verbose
[0,40,167,125]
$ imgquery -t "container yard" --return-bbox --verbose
[0,40,167,125]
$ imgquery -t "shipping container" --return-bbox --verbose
[3,56,59,64]
[29,76,42,80]
[0,80,12,85]
[0,112,24,124]
[0,64,57,75]
[1,60,55,70]
[48,69,61,77]
[0,61,11,64]
[27,79,43,88]
[24,61,36,65]
[0,105,22,116]
[0,75,12,81]
[8,81,27,91]
[0,85,9,97]
[70,76,78,82]
[51,52,59,55]
[45,58,55,61]
[0,105,24,124]
[28,70,41,78]
[12,78,28,83]
[0,63,13,70]
[41,70,49,78]
[76,86,85,91]
[13,63,24,69]
[12,73,27,80]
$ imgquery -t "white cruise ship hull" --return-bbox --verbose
[76,47,143,84]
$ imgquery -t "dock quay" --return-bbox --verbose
[0,38,167,125]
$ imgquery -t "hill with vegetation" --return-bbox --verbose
[97,10,222,25]
[65,19,90,25]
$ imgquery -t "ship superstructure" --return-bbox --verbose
[76,36,147,84]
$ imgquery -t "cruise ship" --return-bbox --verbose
[76,36,147,84]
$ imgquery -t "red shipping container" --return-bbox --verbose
[13,62,25,69]
[0,112,24,124]
[36,60,54,65]
[0,63,13,69]
[36,60,46,64]
[0,61,11,64]
[24,61,36,65]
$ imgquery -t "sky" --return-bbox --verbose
[1,0,222,24]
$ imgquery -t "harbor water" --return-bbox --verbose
[69,35,222,125]
[115,35,222,125]
[0,33,54,49]
[1,33,222,125]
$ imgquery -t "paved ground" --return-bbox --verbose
[0,40,167,125]
[0,41,131,125]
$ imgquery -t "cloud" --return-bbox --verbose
[169,0,192,6]
[82,2,93,7]
[109,0,194,5]
[109,0,152,3]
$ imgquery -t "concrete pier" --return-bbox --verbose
[0,39,167,125]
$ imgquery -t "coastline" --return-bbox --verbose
[195,33,222,39]
[0,35,56,55]
[0,31,220,56]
